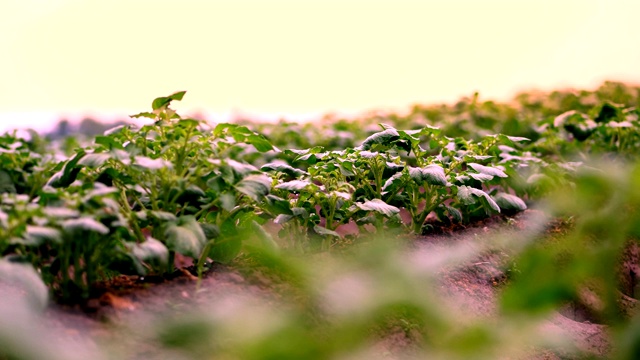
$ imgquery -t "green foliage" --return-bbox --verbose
[1,82,640,358]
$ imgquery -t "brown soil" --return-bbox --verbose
[20,210,624,358]
[412,211,612,358]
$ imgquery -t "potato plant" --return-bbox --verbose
[1,84,639,302]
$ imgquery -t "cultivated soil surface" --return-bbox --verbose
[10,210,631,359]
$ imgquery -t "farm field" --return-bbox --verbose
[1,81,640,359]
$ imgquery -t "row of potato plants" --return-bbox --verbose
[3,88,630,301]
[252,81,640,161]
[0,93,532,301]
[4,156,640,359]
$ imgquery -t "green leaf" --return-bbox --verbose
[0,170,16,194]
[246,134,275,152]
[78,152,111,168]
[355,215,377,226]
[261,195,292,216]
[62,217,110,234]
[382,172,405,193]
[24,226,62,245]
[275,180,312,192]
[212,123,274,152]
[468,163,507,178]
[130,111,156,119]
[261,162,307,178]
[251,220,278,251]
[553,110,583,127]
[212,123,236,137]
[165,226,202,258]
[359,128,400,150]
[313,225,341,237]
[457,186,500,213]
[130,238,169,265]
[152,91,186,110]
[208,236,242,264]
[457,185,478,205]
[468,172,494,182]
[493,193,527,211]
[210,159,258,177]
[42,207,80,219]
[199,223,220,240]
[164,216,206,258]
[47,150,86,188]
[0,209,7,228]
[594,101,620,123]
[94,135,124,150]
[274,214,294,224]
[183,184,205,198]
[134,156,172,170]
[356,198,400,217]
[235,174,271,201]
[177,119,201,128]
[103,124,128,136]
[150,211,177,222]
[409,164,447,185]
[505,135,530,143]
[219,192,236,212]
[445,205,463,223]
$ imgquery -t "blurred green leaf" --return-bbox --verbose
[356,199,400,217]
[164,216,206,258]
[151,91,186,110]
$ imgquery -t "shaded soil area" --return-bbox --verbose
[414,211,612,358]
[29,210,623,358]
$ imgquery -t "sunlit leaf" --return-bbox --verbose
[0,209,7,228]
[382,172,405,192]
[468,172,495,182]
[359,128,400,150]
[313,225,341,237]
[24,226,61,245]
[457,185,500,212]
[493,192,527,211]
[408,165,447,185]
[150,211,177,222]
[275,180,312,192]
[236,174,271,201]
[130,111,156,119]
[47,150,85,188]
[468,163,507,178]
[43,207,80,219]
[274,214,294,224]
[134,156,172,170]
[130,238,168,265]
[356,199,400,217]
[261,162,307,178]
[62,217,110,234]
[210,159,258,176]
[103,124,128,136]
[246,134,275,152]
[151,91,186,110]
[78,152,111,168]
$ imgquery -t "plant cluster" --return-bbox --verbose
[0,83,638,304]
[2,82,640,359]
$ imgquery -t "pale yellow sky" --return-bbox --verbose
[1,0,639,132]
